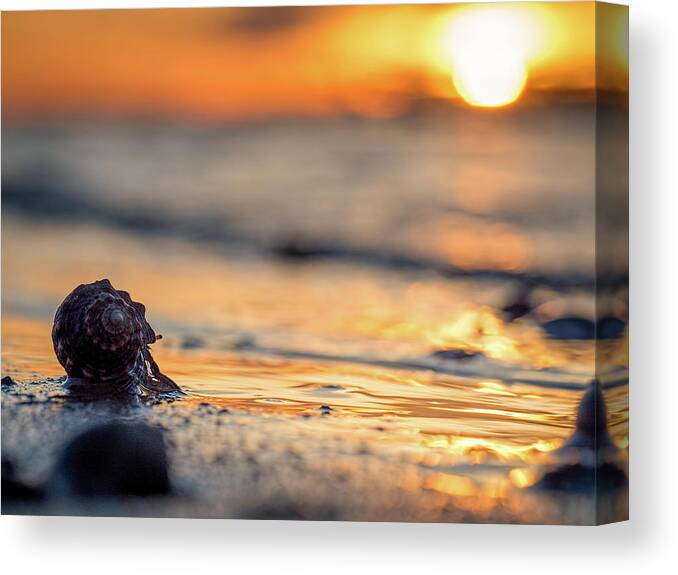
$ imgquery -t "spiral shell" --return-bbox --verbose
[52,279,180,396]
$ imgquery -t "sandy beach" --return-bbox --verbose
[1,367,628,523]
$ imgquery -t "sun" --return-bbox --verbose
[440,7,540,107]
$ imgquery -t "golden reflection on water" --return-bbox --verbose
[2,318,629,524]
[427,305,595,370]
[1,220,605,377]
[509,467,539,488]
[425,472,477,496]
[2,314,629,467]
[1,221,628,523]
[1,216,628,456]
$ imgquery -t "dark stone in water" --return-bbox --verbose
[502,302,532,322]
[431,349,481,361]
[597,316,627,339]
[541,317,595,340]
[501,283,536,322]
[1,457,44,503]
[50,422,171,498]
[541,316,627,340]
[319,405,333,415]
[535,463,628,492]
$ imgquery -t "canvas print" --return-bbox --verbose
[1,2,628,524]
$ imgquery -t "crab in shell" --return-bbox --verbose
[52,279,181,397]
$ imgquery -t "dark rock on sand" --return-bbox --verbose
[1,376,17,389]
[50,422,171,498]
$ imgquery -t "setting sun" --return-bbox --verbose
[441,6,541,107]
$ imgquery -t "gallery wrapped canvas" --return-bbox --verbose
[1,2,628,524]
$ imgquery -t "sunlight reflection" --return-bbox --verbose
[424,435,562,464]
[427,306,589,369]
[509,467,539,488]
[425,472,477,496]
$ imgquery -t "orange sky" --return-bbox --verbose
[1,3,628,121]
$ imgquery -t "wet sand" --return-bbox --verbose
[1,375,627,523]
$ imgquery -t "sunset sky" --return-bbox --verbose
[2,3,628,121]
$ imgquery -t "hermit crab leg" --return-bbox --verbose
[141,346,183,394]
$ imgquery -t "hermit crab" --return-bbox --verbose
[52,279,181,397]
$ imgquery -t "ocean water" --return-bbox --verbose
[1,104,628,523]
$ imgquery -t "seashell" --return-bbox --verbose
[52,279,181,396]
